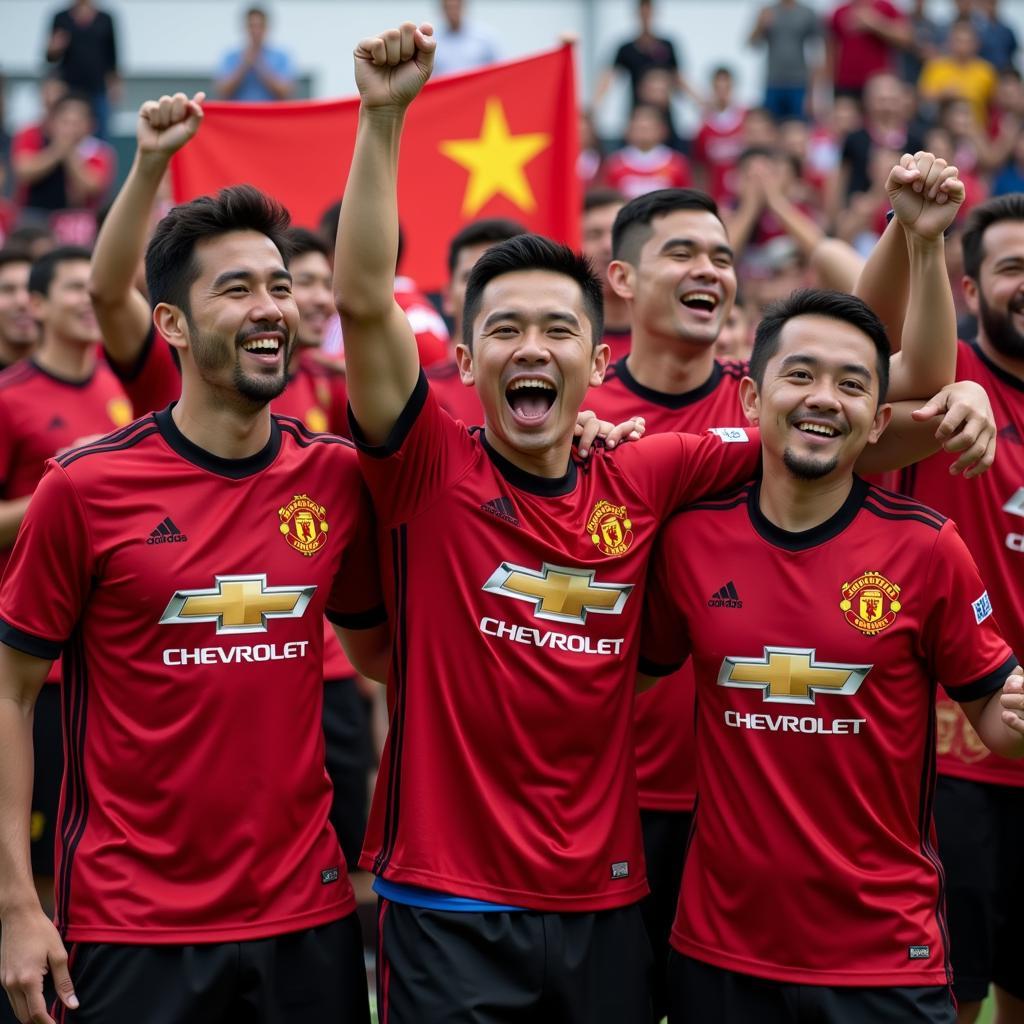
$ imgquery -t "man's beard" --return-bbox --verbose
[783,447,839,480]
[191,322,291,406]
[978,289,1024,361]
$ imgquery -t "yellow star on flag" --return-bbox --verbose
[439,97,551,217]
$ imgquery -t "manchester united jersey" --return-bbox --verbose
[426,359,484,426]
[641,477,1015,986]
[587,356,747,811]
[352,372,759,911]
[897,340,1024,788]
[0,409,384,943]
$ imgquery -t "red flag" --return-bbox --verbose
[170,45,579,293]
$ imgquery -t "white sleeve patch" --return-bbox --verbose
[973,591,993,625]
[708,427,750,443]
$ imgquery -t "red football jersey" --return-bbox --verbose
[426,359,485,426]
[897,340,1024,788]
[0,358,132,576]
[642,478,1015,986]
[692,107,746,204]
[353,374,759,910]
[601,329,632,366]
[587,357,747,811]
[604,146,692,199]
[0,410,384,943]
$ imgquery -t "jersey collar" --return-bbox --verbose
[748,475,869,551]
[155,404,282,479]
[969,339,1024,394]
[477,429,578,497]
[611,357,724,409]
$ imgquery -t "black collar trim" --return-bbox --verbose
[155,404,281,478]
[969,340,1024,394]
[29,358,95,389]
[611,357,723,409]
[748,475,869,551]
[478,431,578,497]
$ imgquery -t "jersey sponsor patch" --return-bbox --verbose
[586,499,634,556]
[840,572,902,636]
[159,574,316,634]
[718,647,872,705]
[973,591,993,624]
[707,427,749,443]
[482,562,632,624]
[909,945,930,960]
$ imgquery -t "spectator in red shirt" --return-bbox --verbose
[827,0,912,99]
[692,66,746,204]
[605,105,691,199]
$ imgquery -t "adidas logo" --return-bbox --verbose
[147,516,188,545]
[999,423,1022,445]
[707,581,742,609]
[480,496,520,526]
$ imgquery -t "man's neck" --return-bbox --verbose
[976,330,1024,382]
[172,383,274,460]
[758,461,854,533]
[33,335,95,381]
[483,426,573,480]
[0,338,32,368]
[624,335,717,395]
[603,293,631,335]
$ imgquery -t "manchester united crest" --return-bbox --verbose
[840,572,902,636]
[587,500,634,556]
[279,494,329,556]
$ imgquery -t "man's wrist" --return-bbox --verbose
[905,230,946,252]
[135,150,172,176]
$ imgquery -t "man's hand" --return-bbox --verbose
[999,666,1024,737]
[1,907,77,1024]
[575,411,645,458]
[137,92,205,161]
[886,151,965,241]
[354,23,436,111]
[911,380,996,477]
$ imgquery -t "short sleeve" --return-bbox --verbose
[325,480,386,630]
[350,371,476,527]
[0,396,15,493]
[638,516,692,677]
[0,463,94,659]
[107,327,181,416]
[922,521,1017,702]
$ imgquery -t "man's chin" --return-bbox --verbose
[783,448,840,481]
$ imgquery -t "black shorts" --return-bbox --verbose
[376,899,651,1023]
[668,951,955,1024]
[31,683,63,877]
[51,914,369,1024]
[322,676,372,870]
[639,808,692,1024]
[933,774,1024,1003]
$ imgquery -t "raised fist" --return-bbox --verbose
[886,151,965,241]
[354,23,436,111]
[137,91,205,158]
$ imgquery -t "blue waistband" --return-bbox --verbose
[373,877,526,912]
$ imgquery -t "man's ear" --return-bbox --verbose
[739,375,761,425]
[154,303,189,352]
[608,259,636,302]
[868,401,893,444]
[455,342,475,386]
[590,341,611,387]
[961,275,979,317]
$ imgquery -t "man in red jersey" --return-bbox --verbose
[639,287,1024,1024]
[589,168,987,1023]
[0,253,38,371]
[0,185,388,1023]
[860,191,1024,1024]
[581,188,632,363]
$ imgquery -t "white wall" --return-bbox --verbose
[3,0,1022,131]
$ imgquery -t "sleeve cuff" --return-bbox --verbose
[106,326,156,384]
[348,371,429,459]
[0,617,63,661]
[638,654,684,679]
[947,653,1020,704]
[326,603,387,631]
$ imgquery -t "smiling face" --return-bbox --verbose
[458,269,608,461]
[168,230,299,407]
[31,258,99,346]
[582,201,624,299]
[289,250,333,348]
[613,208,737,350]
[0,259,38,351]
[742,314,890,482]
[964,219,1024,366]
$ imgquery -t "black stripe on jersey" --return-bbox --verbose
[861,502,947,532]
[326,603,387,630]
[55,418,158,469]
[607,357,728,409]
[375,525,409,876]
[56,625,90,939]
[0,617,63,661]
[969,339,1024,395]
[277,417,356,448]
[948,653,1019,704]
[917,678,954,988]
[352,371,429,460]
[896,463,917,500]
[719,360,749,380]
[865,486,946,526]
[0,361,38,391]
[682,482,754,514]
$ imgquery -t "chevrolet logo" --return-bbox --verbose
[482,562,632,624]
[718,647,871,705]
[159,574,316,634]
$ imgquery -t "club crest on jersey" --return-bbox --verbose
[587,500,634,556]
[278,494,329,556]
[840,573,902,635]
[107,396,133,427]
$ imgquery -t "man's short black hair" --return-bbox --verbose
[612,188,723,263]
[583,187,626,214]
[145,184,291,315]
[246,6,267,20]
[462,234,604,349]
[51,91,93,117]
[0,248,32,274]
[749,288,890,403]
[961,193,1024,281]
[28,245,92,298]
[447,218,527,275]
[284,226,331,262]
[7,226,53,253]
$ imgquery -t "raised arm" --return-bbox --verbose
[89,93,204,367]
[333,23,435,444]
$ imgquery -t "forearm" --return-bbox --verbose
[854,216,908,354]
[723,197,762,256]
[973,691,1024,759]
[809,237,864,292]
[890,234,956,401]
[765,193,824,256]
[0,496,31,548]
[855,400,940,473]
[0,698,41,915]
[216,65,247,98]
[12,147,65,186]
[255,65,294,99]
[63,155,105,203]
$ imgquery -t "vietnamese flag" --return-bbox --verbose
[170,44,579,293]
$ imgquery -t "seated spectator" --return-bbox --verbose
[432,0,500,76]
[692,66,746,203]
[742,106,779,149]
[11,92,114,218]
[603,104,691,198]
[992,131,1024,196]
[215,6,295,101]
[919,18,998,129]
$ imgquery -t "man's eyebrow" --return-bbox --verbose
[210,268,292,290]
[658,237,734,260]
[779,353,871,378]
